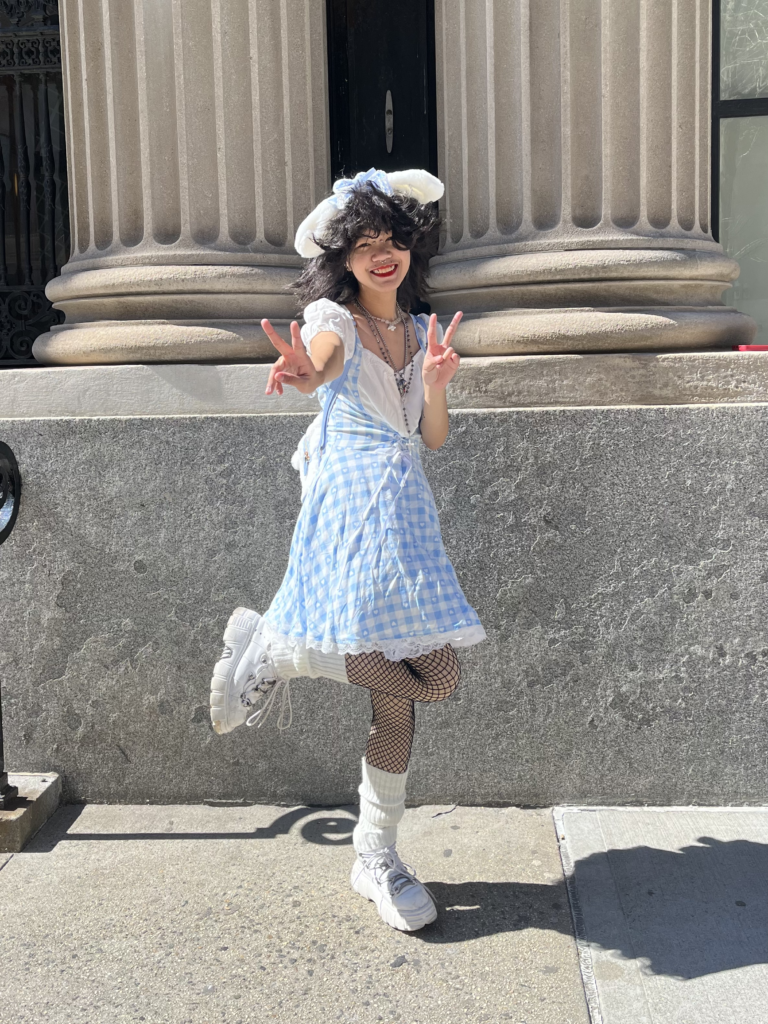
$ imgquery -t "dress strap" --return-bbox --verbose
[318,337,355,452]
[410,313,429,354]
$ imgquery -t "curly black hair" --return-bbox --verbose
[294,183,440,313]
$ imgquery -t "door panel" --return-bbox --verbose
[327,0,437,178]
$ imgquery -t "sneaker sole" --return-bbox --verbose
[351,865,438,932]
[209,607,262,735]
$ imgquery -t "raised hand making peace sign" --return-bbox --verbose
[262,319,321,396]
[262,311,462,397]
[422,312,462,390]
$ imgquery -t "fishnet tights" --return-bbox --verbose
[344,645,460,774]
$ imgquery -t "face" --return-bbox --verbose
[347,231,411,295]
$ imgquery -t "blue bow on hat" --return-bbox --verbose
[294,167,444,257]
[328,168,394,209]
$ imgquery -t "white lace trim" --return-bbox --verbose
[266,624,487,662]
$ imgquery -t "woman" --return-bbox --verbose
[209,168,486,931]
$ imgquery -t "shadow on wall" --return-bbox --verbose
[25,807,768,979]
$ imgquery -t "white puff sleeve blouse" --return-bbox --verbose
[300,298,432,438]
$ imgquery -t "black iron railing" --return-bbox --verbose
[0,0,68,366]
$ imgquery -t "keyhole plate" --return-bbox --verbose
[385,89,394,153]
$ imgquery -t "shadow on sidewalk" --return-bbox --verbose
[417,878,572,944]
[23,807,768,981]
[417,837,768,982]
[26,803,357,852]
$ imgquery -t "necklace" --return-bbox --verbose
[355,298,403,332]
[354,299,415,432]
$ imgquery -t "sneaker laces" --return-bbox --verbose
[355,845,433,900]
[245,677,292,731]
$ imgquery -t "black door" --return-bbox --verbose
[327,0,437,180]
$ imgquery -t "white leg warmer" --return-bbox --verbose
[353,757,409,854]
[306,647,349,684]
[266,633,301,681]
[266,629,349,684]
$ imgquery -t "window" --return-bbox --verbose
[713,0,768,343]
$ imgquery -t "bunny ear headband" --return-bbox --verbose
[294,167,444,258]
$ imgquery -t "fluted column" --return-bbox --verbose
[33,0,330,365]
[431,0,756,354]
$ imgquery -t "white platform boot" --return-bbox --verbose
[210,611,350,735]
[350,759,437,931]
[209,608,289,734]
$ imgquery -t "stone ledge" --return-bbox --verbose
[0,774,62,853]
[3,350,768,417]
[449,349,768,408]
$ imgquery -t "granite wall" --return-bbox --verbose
[0,407,766,805]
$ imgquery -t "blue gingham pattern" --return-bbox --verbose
[264,316,486,660]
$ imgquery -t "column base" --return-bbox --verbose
[31,319,290,365]
[35,262,300,364]
[429,248,756,353]
[31,308,759,365]
[441,306,757,356]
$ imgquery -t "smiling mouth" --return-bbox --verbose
[370,263,398,279]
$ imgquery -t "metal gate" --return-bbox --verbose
[0,0,68,366]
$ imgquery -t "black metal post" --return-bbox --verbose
[0,698,19,809]
[0,440,21,808]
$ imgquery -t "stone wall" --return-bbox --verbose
[1,405,766,805]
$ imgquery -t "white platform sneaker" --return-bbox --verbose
[351,845,437,931]
[209,608,291,735]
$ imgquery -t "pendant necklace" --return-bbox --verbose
[354,299,415,431]
[355,298,404,332]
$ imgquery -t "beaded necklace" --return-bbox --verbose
[354,298,415,433]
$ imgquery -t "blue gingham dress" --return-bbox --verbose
[264,307,486,661]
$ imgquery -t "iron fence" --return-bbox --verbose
[0,0,68,366]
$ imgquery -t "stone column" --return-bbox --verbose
[33,0,330,365]
[431,0,756,354]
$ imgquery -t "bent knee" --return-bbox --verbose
[417,647,461,702]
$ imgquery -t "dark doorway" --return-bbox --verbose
[0,0,68,367]
[326,0,437,180]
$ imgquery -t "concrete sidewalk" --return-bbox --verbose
[556,807,768,1024]
[0,804,589,1024]
[2,804,766,1024]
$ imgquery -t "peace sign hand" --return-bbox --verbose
[422,312,462,390]
[263,319,321,395]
